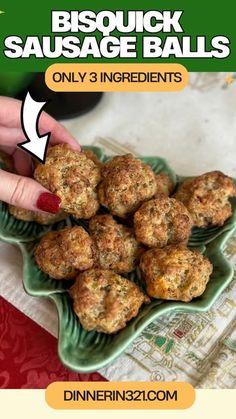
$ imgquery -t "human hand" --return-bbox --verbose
[0,96,81,213]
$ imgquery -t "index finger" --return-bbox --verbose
[0,95,81,151]
[40,114,81,151]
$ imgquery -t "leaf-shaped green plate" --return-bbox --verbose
[0,147,235,372]
[0,201,72,243]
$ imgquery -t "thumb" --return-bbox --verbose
[0,169,61,214]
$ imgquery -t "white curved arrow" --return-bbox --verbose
[18,92,50,164]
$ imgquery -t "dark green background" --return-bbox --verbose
[0,0,235,71]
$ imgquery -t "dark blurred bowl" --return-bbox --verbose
[0,72,103,120]
[0,72,34,97]
[17,73,103,120]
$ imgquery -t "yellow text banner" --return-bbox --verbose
[45,381,195,410]
[45,63,188,92]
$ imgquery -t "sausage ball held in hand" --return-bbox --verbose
[34,144,101,219]
[98,154,158,218]
[35,226,94,279]
[140,245,213,302]
[89,214,142,273]
[134,197,193,248]
[174,171,236,228]
[69,269,150,334]
[0,96,81,214]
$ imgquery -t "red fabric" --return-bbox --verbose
[0,296,106,388]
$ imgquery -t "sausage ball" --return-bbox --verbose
[83,149,103,167]
[140,246,213,302]
[69,269,149,333]
[98,154,158,218]
[134,197,193,248]
[89,214,142,273]
[155,173,174,197]
[174,171,236,228]
[34,144,101,219]
[35,226,94,279]
[8,205,67,225]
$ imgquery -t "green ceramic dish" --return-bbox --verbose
[0,146,236,372]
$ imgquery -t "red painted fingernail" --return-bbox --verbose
[36,192,61,214]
